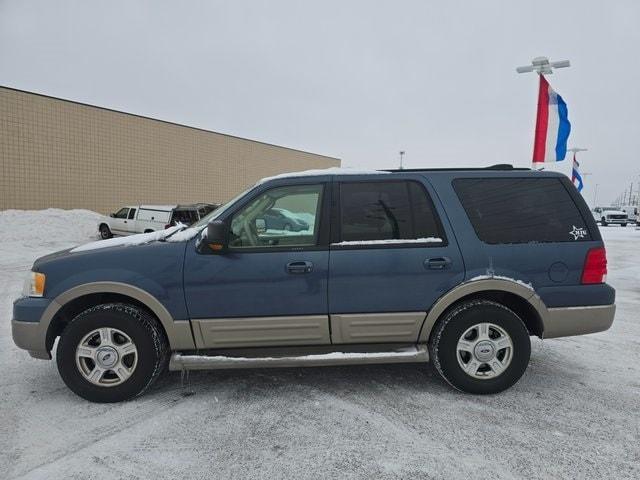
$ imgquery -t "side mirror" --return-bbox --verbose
[109,213,115,218]
[205,221,229,252]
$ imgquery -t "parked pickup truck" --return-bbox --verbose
[592,206,628,227]
[12,166,616,402]
[99,203,219,239]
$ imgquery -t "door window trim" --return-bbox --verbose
[330,179,448,249]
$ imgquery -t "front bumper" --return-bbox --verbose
[12,319,50,359]
[12,296,54,360]
[542,304,616,339]
[603,218,627,224]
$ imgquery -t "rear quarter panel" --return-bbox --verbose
[426,171,606,307]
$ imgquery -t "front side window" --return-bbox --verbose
[453,177,592,244]
[114,208,129,219]
[338,181,444,244]
[229,184,323,249]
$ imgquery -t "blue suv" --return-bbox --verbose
[12,166,616,402]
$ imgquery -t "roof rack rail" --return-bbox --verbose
[383,164,530,172]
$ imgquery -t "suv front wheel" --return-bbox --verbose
[429,299,531,394]
[56,303,168,403]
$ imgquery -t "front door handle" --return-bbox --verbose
[286,261,314,274]
[425,257,451,270]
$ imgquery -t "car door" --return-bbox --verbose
[125,207,137,233]
[110,207,130,235]
[328,176,465,344]
[183,181,332,349]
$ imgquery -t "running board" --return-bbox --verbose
[169,345,429,371]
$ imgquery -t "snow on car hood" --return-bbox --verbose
[70,225,201,253]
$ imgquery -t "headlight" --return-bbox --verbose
[23,271,46,297]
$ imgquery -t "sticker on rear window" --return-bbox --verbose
[569,225,587,240]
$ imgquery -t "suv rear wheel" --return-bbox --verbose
[56,303,168,403]
[429,299,531,394]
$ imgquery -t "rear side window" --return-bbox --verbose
[453,177,592,244]
[172,209,199,225]
[128,208,136,220]
[338,181,444,243]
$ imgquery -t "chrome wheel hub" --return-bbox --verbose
[96,346,119,368]
[456,323,513,380]
[473,341,496,362]
[75,327,138,387]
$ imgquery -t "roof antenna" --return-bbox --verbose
[399,151,405,170]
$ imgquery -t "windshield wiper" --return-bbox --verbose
[158,223,189,242]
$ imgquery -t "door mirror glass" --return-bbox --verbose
[205,221,229,252]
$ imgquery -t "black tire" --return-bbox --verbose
[144,229,154,233]
[99,224,112,239]
[429,299,531,394]
[621,223,627,227]
[601,217,607,226]
[56,303,168,403]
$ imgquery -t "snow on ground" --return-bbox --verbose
[1,210,639,479]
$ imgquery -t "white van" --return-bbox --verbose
[98,204,219,239]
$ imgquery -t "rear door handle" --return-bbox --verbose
[425,257,451,270]
[286,261,314,274]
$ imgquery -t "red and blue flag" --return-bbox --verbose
[532,75,571,164]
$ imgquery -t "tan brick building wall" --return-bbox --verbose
[0,87,340,214]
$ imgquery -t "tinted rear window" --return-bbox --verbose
[453,177,591,244]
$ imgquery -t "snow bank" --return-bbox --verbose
[0,208,102,245]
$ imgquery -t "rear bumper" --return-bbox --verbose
[542,304,615,339]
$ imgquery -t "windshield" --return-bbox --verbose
[191,185,257,230]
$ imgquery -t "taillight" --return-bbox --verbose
[581,247,607,284]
